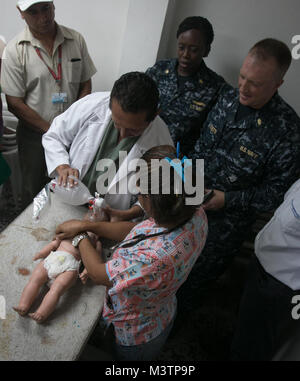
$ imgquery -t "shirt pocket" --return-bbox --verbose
[67,60,82,83]
[278,198,300,235]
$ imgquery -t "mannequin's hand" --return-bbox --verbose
[79,268,89,284]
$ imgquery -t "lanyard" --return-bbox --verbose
[111,230,169,251]
[35,44,62,85]
[111,216,190,251]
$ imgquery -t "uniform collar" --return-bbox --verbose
[261,91,280,114]
[175,59,211,89]
[17,23,73,52]
[226,89,279,127]
[197,60,212,81]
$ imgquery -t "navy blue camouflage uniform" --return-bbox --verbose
[146,59,225,154]
[178,84,300,308]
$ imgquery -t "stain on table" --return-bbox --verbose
[18,268,30,276]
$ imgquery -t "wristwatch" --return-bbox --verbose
[72,232,89,248]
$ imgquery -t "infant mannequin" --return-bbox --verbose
[13,196,136,323]
[13,234,101,323]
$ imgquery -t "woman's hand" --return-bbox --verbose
[202,189,225,211]
[55,219,86,240]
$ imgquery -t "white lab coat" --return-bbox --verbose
[42,92,174,210]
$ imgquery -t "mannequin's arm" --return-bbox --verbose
[33,238,61,261]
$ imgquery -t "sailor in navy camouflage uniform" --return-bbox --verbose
[177,38,300,310]
[146,16,225,155]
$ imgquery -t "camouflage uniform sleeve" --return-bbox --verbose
[225,130,300,213]
[145,62,161,81]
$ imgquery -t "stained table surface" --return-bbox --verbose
[0,193,106,361]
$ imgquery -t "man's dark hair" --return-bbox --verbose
[249,38,292,79]
[176,16,214,56]
[110,72,159,122]
[139,145,198,226]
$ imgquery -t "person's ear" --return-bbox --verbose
[276,79,284,90]
[203,45,211,58]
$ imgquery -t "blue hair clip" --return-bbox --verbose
[176,142,180,158]
[164,156,192,183]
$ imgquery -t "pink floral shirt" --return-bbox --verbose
[102,207,208,346]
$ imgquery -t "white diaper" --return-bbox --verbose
[44,251,81,282]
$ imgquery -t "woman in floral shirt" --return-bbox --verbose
[56,145,208,360]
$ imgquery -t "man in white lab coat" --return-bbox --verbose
[42,72,173,214]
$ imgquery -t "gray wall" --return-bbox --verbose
[0,0,168,91]
[1,0,299,114]
[159,0,300,115]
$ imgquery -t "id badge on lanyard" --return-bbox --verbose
[35,45,68,109]
[52,92,68,104]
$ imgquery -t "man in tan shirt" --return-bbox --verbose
[0,38,5,137]
[1,0,97,208]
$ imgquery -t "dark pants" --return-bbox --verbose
[17,122,50,209]
[0,152,11,185]
[98,314,175,361]
[176,209,251,312]
[231,257,300,361]
[114,316,175,361]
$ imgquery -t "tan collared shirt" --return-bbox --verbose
[1,24,97,123]
[0,39,5,59]
[0,39,6,86]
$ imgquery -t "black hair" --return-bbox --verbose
[176,16,214,56]
[109,72,159,122]
[139,145,199,226]
[249,38,292,79]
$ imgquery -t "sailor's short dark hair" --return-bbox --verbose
[176,16,214,55]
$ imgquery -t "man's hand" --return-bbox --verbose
[55,164,79,187]
[202,189,225,211]
[55,219,87,240]
[6,95,50,134]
